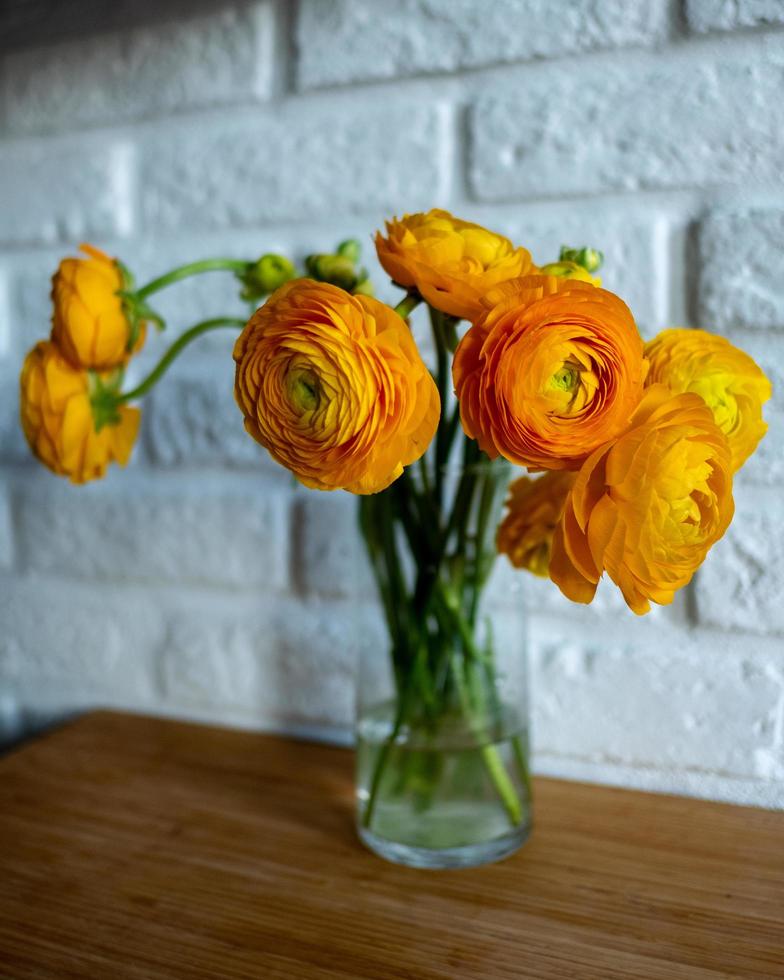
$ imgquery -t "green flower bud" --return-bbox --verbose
[352,277,375,297]
[336,239,362,264]
[539,260,601,287]
[558,245,604,274]
[305,253,357,291]
[247,254,297,295]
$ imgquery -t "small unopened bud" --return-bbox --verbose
[305,253,357,291]
[558,245,603,274]
[336,239,362,264]
[352,277,375,297]
[540,260,601,287]
[248,254,296,294]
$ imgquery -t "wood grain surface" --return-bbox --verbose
[0,710,782,979]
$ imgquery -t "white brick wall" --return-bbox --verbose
[1,0,782,810]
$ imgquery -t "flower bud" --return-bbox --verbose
[539,260,601,287]
[304,253,357,290]
[51,244,144,370]
[352,277,375,297]
[558,245,604,273]
[240,254,296,300]
[336,239,362,264]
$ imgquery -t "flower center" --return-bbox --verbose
[286,366,321,414]
[551,365,579,392]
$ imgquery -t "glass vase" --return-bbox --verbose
[355,449,532,869]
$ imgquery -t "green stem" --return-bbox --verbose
[512,733,534,809]
[428,589,522,827]
[467,461,505,625]
[361,670,416,830]
[430,308,450,506]
[393,292,422,320]
[134,259,251,301]
[418,454,433,499]
[117,317,246,403]
[451,651,522,827]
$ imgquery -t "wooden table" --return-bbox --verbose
[1,711,782,979]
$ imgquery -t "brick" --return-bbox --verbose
[139,101,447,233]
[265,597,385,729]
[0,575,162,700]
[495,207,666,331]
[686,0,784,32]
[161,611,270,713]
[9,258,56,356]
[696,207,784,333]
[730,332,784,488]
[470,40,784,199]
[15,477,290,591]
[161,596,385,731]
[735,334,784,407]
[534,755,784,807]
[696,487,784,633]
[0,268,10,357]
[529,616,783,778]
[739,408,784,487]
[293,492,372,598]
[0,137,132,247]
[694,486,784,634]
[0,485,12,570]
[2,4,273,136]
[0,362,29,462]
[296,0,669,88]
[143,363,277,471]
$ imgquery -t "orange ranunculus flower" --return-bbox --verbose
[644,327,771,473]
[233,279,440,494]
[51,243,144,370]
[549,385,734,615]
[19,341,140,484]
[374,209,536,320]
[497,470,576,577]
[453,275,646,470]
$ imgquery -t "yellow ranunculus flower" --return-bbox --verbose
[538,260,601,287]
[375,209,536,320]
[233,279,440,494]
[497,470,576,577]
[549,385,734,615]
[19,340,140,484]
[51,243,145,370]
[644,327,771,472]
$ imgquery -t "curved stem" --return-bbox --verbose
[118,317,246,403]
[134,259,251,300]
[393,292,422,320]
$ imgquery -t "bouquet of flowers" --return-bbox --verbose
[19,209,771,867]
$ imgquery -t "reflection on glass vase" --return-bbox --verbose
[355,450,532,869]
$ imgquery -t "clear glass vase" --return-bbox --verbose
[355,449,532,869]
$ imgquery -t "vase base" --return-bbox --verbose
[357,823,530,870]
